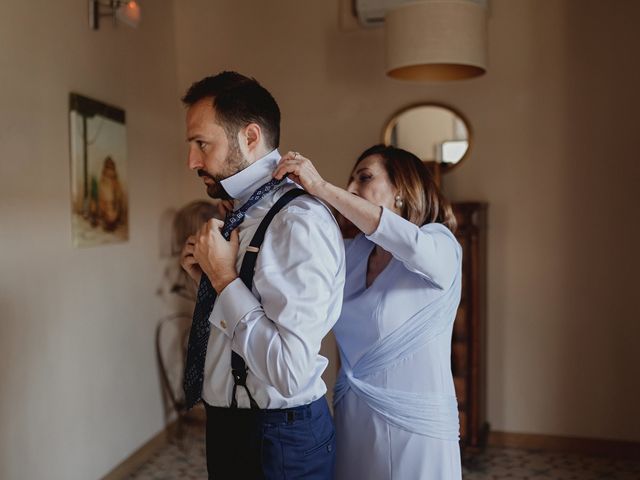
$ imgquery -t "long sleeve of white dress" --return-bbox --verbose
[366,206,459,289]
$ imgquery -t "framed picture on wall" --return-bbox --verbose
[69,93,129,247]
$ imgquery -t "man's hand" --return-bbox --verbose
[180,235,203,285]
[193,219,239,294]
[216,199,234,218]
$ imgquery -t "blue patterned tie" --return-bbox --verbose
[183,176,285,409]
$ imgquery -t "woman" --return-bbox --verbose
[274,145,462,479]
[158,200,222,304]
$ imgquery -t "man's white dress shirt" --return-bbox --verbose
[202,149,346,409]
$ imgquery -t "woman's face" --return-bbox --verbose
[347,154,400,214]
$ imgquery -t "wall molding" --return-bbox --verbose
[489,431,640,459]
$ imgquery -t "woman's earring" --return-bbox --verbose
[395,195,403,209]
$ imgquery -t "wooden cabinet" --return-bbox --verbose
[452,202,489,450]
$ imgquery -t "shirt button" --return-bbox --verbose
[220,319,227,329]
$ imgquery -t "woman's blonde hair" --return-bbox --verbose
[171,200,220,255]
[354,145,457,232]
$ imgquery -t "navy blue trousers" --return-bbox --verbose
[204,397,336,479]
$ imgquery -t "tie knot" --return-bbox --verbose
[221,176,284,240]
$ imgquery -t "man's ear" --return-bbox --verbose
[241,123,262,153]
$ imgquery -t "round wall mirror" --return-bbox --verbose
[382,103,472,174]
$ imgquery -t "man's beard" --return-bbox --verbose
[198,138,250,200]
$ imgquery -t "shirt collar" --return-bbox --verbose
[220,148,281,205]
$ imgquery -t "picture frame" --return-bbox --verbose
[69,93,129,247]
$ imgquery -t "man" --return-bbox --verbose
[179,71,345,479]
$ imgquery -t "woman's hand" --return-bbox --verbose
[192,219,239,293]
[180,235,203,285]
[276,150,382,236]
[274,151,327,197]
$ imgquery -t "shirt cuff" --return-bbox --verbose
[365,206,394,246]
[208,278,261,338]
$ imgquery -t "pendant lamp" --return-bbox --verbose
[385,0,488,81]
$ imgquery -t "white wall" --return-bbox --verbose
[173,0,640,442]
[445,0,640,440]
[0,1,192,479]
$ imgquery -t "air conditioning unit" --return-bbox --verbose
[354,0,415,26]
[354,0,488,27]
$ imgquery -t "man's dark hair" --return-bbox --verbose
[182,71,280,149]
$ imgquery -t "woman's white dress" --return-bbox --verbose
[333,208,462,480]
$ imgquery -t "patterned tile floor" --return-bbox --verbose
[129,422,207,480]
[128,423,640,479]
[462,448,640,479]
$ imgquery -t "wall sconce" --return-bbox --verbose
[89,0,141,30]
[385,0,488,81]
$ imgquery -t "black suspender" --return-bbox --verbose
[230,188,308,409]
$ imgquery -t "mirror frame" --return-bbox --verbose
[381,102,473,174]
